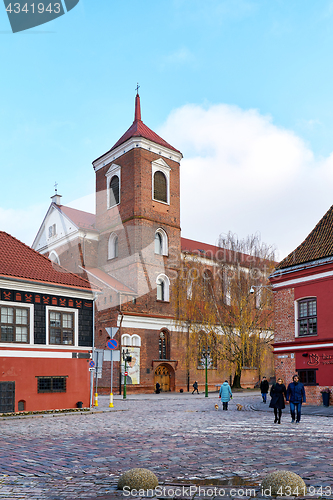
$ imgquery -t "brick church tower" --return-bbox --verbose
[92,91,183,303]
[91,92,184,393]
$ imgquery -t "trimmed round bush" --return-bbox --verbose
[261,470,307,497]
[117,468,159,490]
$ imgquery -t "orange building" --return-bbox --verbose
[0,232,95,412]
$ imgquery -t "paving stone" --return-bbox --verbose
[0,393,332,498]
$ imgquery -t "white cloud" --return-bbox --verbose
[158,103,333,260]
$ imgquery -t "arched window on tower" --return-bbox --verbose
[154,228,168,255]
[108,233,118,260]
[110,175,120,207]
[156,274,170,302]
[153,171,167,203]
[159,330,170,359]
[49,251,60,265]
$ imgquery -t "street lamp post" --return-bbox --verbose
[201,346,211,398]
[122,348,132,400]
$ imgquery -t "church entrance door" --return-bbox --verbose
[154,365,170,392]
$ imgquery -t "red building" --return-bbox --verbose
[0,232,95,412]
[270,205,333,404]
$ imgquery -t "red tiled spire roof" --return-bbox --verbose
[109,93,181,154]
[277,204,333,269]
[0,232,93,290]
[134,92,141,121]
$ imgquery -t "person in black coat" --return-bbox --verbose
[269,377,287,424]
[260,376,269,403]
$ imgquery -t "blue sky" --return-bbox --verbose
[1,0,333,259]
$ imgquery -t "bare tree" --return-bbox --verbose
[172,232,276,388]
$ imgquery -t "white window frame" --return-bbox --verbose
[108,232,119,260]
[46,306,79,347]
[121,334,141,347]
[152,158,171,205]
[49,251,60,265]
[294,296,317,338]
[106,163,121,209]
[156,273,170,302]
[0,300,34,346]
[154,228,168,256]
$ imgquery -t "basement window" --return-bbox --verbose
[37,376,67,393]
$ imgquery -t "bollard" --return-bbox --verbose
[109,392,114,408]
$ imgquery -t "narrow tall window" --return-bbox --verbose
[154,228,168,256]
[155,232,163,254]
[157,278,165,301]
[298,298,317,336]
[108,233,118,260]
[159,330,169,359]
[156,274,170,301]
[154,171,167,203]
[110,175,120,206]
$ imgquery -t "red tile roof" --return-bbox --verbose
[58,205,96,231]
[0,232,93,290]
[277,204,333,269]
[94,94,181,162]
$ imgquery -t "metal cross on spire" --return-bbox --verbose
[135,83,140,95]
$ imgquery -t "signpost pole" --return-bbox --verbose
[123,355,127,400]
[94,353,99,407]
[89,368,94,408]
[109,349,114,408]
[106,336,118,408]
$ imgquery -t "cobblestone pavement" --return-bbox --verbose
[0,391,333,499]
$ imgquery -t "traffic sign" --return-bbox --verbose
[89,367,95,372]
[124,371,128,376]
[105,327,119,339]
[89,360,95,368]
[107,339,118,350]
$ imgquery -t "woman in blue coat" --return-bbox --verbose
[219,380,232,410]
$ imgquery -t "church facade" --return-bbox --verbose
[33,93,274,394]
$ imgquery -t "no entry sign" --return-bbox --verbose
[107,339,118,350]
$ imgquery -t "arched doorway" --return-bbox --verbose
[154,365,170,392]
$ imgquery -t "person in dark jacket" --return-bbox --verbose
[286,374,306,423]
[269,377,287,424]
[155,382,161,394]
[192,381,199,394]
[260,376,269,403]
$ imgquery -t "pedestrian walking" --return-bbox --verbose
[192,381,199,394]
[260,376,269,403]
[286,374,306,424]
[269,377,287,424]
[219,380,232,410]
[155,382,161,394]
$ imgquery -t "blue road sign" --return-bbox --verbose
[89,360,95,368]
[107,339,118,350]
